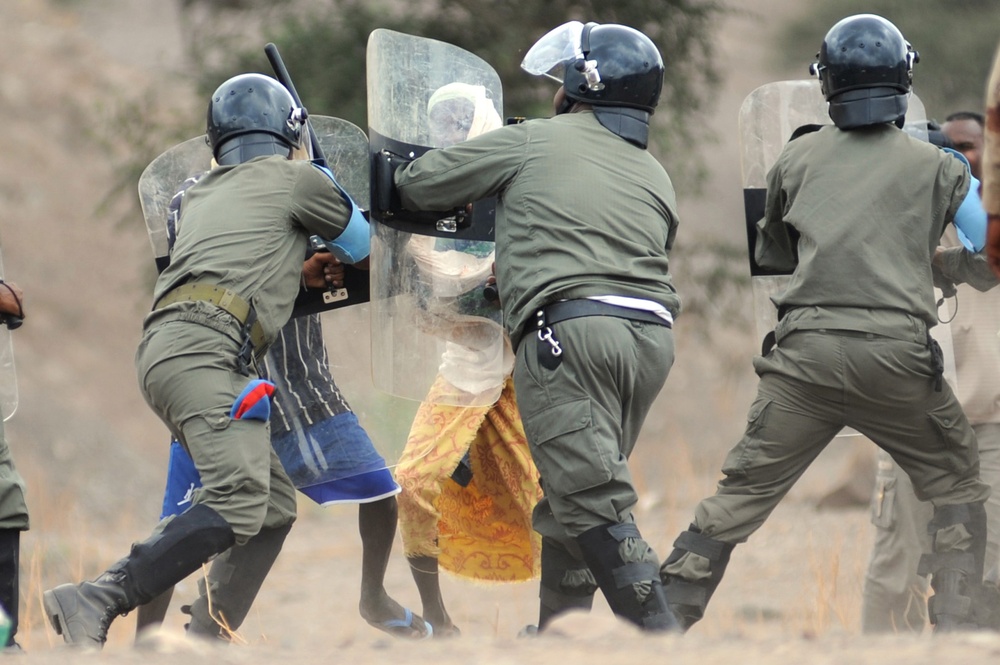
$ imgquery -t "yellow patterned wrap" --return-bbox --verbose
[395,376,542,581]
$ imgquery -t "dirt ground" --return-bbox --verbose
[3,0,1000,662]
[15,501,1000,664]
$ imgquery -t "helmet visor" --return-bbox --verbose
[520,21,585,84]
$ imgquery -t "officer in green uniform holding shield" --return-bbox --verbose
[660,14,992,633]
[389,21,681,631]
[42,72,369,648]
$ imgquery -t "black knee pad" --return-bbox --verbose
[576,523,677,632]
[661,524,735,631]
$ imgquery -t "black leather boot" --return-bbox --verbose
[44,504,235,648]
[184,522,291,639]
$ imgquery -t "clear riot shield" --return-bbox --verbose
[0,251,16,422]
[137,116,371,314]
[739,81,957,393]
[367,29,506,407]
[137,133,207,273]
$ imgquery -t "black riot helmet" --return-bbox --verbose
[521,21,664,148]
[206,73,305,166]
[809,14,918,130]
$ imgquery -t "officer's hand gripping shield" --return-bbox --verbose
[367,29,507,407]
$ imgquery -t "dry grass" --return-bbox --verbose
[15,461,880,655]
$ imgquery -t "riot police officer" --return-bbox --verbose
[389,21,682,632]
[660,14,991,633]
[42,73,366,647]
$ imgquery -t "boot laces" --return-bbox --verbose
[95,571,130,640]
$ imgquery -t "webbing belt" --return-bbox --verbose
[542,299,672,329]
[153,283,266,358]
[526,298,671,370]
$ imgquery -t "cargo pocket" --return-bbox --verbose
[927,404,977,474]
[524,398,612,496]
[720,395,773,477]
[870,475,896,529]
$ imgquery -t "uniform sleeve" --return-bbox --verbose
[754,158,798,272]
[395,124,529,211]
[935,246,1000,292]
[289,163,353,242]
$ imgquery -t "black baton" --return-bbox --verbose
[264,42,327,167]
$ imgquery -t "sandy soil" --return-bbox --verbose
[16,501,1000,663]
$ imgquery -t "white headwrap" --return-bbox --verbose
[427,82,503,141]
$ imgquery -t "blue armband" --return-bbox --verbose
[943,148,986,252]
[313,163,371,263]
[321,207,370,263]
